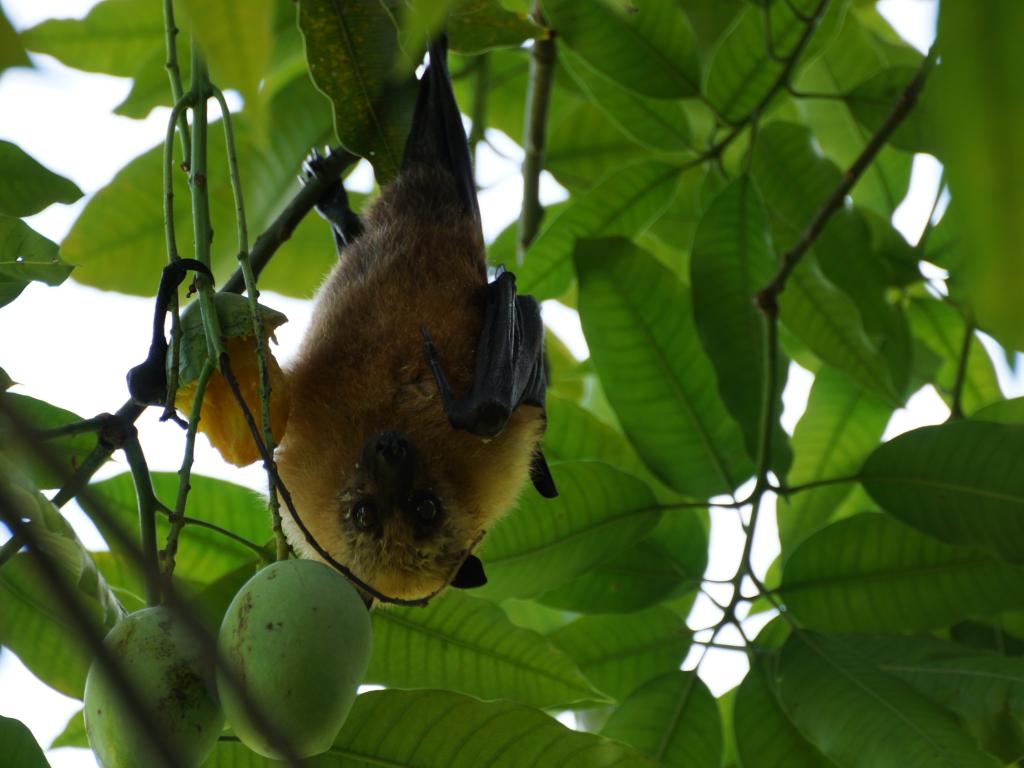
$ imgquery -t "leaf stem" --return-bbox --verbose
[516,3,556,264]
[163,361,214,583]
[212,85,287,561]
[162,0,191,164]
[31,413,114,440]
[773,473,861,495]
[121,434,163,606]
[949,315,975,421]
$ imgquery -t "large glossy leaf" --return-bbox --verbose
[365,590,603,708]
[84,472,272,586]
[0,141,82,217]
[0,715,49,768]
[298,0,416,184]
[934,1,1024,351]
[690,176,790,473]
[575,237,753,497]
[777,367,892,555]
[448,0,540,54]
[181,0,273,107]
[734,658,835,768]
[973,397,1024,425]
[61,74,334,295]
[601,671,721,768]
[476,462,662,600]
[0,392,97,490]
[778,632,1001,767]
[208,689,656,767]
[519,163,683,301]
[548,607,690,701]
[537,509,706,614]
[0,216,72,308]
[545,102,649,192]
[559,48,691,153]
[907,297,1002,416]
[21,0,163,76]
[782,514,1024,632]
[856,635,1024,763]
[541,0,700,99]
[50,709,88,750]
[861,421,1024,564]
[705,0,846,123]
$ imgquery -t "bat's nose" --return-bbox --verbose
[363,430,416,502]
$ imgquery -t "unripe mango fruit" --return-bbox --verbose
[217,559,373,758]
[84,607,223,768]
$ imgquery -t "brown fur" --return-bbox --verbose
[276,166,544,601]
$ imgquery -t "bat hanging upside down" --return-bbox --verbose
[274,37,557,603]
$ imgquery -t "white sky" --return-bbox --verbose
[0,2,973,765]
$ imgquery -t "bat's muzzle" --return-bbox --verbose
[363,430,416,504]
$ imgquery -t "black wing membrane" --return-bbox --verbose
[401,36,481,226]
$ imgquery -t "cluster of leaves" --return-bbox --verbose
[3,0,1024,766]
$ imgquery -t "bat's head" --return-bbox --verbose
[277,391,544,603]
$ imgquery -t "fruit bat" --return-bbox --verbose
[275,37,557,604]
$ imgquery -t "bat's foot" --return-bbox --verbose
[302,147,363,248]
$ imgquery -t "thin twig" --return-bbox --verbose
[31,413,114,441]
[516,3,556,264]
[212,85,288,561]
[949,315,975,420]
[758,44,938,308]
[164,361,214,582]
[773,473,860,496]
[122,434,163,606]
[162,0,191,165]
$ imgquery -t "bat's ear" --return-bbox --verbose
[451,555,487,589]
[402,35,481,228]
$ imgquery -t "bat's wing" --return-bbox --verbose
[421,268,558,498]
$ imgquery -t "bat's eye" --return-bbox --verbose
[413,494,441,523]
[352,500,378,531]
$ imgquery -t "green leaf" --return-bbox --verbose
[545,102,649,191]
[366,590,603,708]
[50,709,88,750]
[862,421,1024,565]
[690,175,790,473]
[0,216,73,308]
[907,297,1002,416]
[537,509,706,614]
[855,635,1024,763]
[576,237,753,497]
[548,607,690,701]
[448,0,541,54]
[846,66,939,155]
[209,689,656,767]
[476,462,662,600]
[298,0,416,185]
[782,514,1024,633]
[22,0,163,76]
[601,671,722,767]
[84,472,272,585]
[542,394,666,494]
[540,0,700,99]
[559,48,691,153]
[0,141,82,217]
[705,1,847,123]
[933,1,1024,350]
[973,397,1024,425]
[0,715,49,768]
[0,472,124,698]
[519,162,682,301]
[61,75,334,296]
[181,0,273,108]
[734,658,835,768]
[777,632,1002,767]
[0,6,29,73]
[777,367,892,555]
[0,392,98,490]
